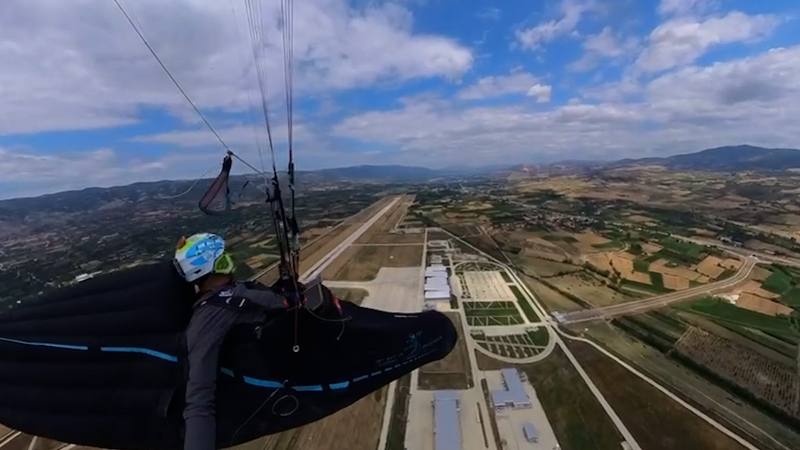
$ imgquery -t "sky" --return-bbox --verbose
[1,0,799,199]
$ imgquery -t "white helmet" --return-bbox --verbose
[173,233,235,283]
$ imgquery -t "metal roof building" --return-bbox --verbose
[491,368,532,410]
[425,290,451,300]
[523,422,538,442]
[433,390,461,450]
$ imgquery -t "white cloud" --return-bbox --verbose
[527,84,552,103]
[657,0,719,17]
[0,147,219,199]
[635,11,780,73]
[477,7,501,21]
[332,44,800,166]
[569,27,639,71]
[515,0,596,50]
[0,0,473,136]
[457,71,545,100]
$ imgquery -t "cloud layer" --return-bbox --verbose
[0,0,798,198]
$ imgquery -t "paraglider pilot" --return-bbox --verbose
[173,233,313,450]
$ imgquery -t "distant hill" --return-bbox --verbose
[298,165,446,182]
[610,145,800,172]
[0,163,494,213]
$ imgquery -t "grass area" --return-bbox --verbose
[649,271,665,290]
[714,321,798,360]
[475,347,623,450]
[510,285,540,321]
[567,340,749,450]
[500,271,512,282]
[762,268,793,294]
[658,237,706,262]
[328,245,422,281]
[527,327,549,345]
[464,307,521,317]
[677,297,797,336]
[385,373,411,450]
[780,287,800,307]
[592,239,624,249]
[621,278,672,294]
[633,258,651,272]
[542,234,578,243]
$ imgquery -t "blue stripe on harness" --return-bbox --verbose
[100,347,178,362]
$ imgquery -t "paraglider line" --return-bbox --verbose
[0,336,88,351]
[112,0,234,155]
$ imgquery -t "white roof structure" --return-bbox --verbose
[425,290,451,300]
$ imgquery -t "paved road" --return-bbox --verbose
[674,234,800,268]
[557,330,760,450]
[558,256,757,324]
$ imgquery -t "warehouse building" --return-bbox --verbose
[491,368,532,410]
[433,390,461,450]
[425,262,451,302]
[523,422,538,443]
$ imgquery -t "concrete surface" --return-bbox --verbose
[462,272,516,301]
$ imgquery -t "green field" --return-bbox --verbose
[780,287,800,307]
[649,271,665,290]
[510,285,540,321]
[527,327,549,345]
[464,302,525,326]
[543,234,578,243]
[500,271,512,282]
[621,278,672,294]
[592,240,624,249]
[633,258,651,272]
[677,297,797,337]
[762,268,793,294]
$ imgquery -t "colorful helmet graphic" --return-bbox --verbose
[173,233,235,283]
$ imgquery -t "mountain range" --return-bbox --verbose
[3,145,800,207]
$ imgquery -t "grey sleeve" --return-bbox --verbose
[232,283,286,310]
[183,305,241,450]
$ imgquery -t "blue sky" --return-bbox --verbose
[1,0,800,198]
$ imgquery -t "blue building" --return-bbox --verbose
[490,368,532,410]
[433,390,461,450]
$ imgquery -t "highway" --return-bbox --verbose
[674,234,800,268]
[557,256,757,324]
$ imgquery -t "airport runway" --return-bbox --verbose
[301,197,400,283]
[558,256,757,324]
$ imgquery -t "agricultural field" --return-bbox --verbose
[475,348,624,450]
[418,312,473,389]
[676,327,800,419]
[567,340,749,450]
[520,274,586,313]
[583,321,800,450]
[463,301,524,326]
[548,271,636,307]
[473,327,549,359]
[675,297,797,340]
